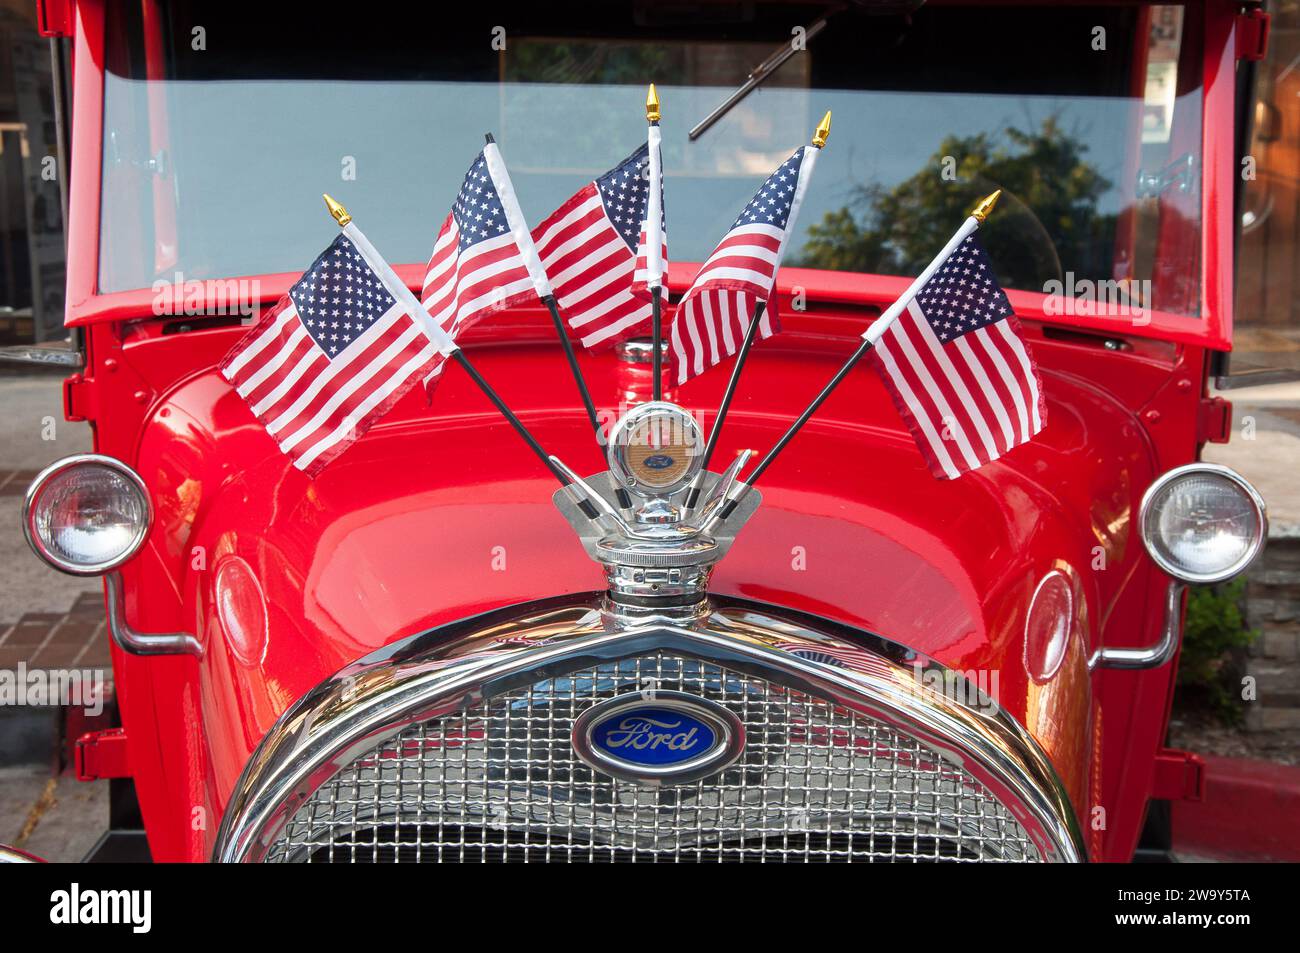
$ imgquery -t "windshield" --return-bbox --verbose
[100,1,1204,316]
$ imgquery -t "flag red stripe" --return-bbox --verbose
[220,297,295,376]
[241,332,319,411]
[266,310,418,444]
[535,202,608,263]
[226,305,302,381]
[972,323,1032,443]
[281,321,436,459]
[555,248,631,307]
[533,185,602,252]
[922,320,1012,459]
[959,337,1017,453]
[891,315,988,470]
[872,331,961,479]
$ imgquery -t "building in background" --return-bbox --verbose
[1236,1,1300,382]
[0,0,64,346]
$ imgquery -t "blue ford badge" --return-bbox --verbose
[643,454,675,470]
[572,691,745,785]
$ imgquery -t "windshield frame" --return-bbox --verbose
[64,0,1237,351]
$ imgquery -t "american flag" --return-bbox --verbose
[423,144,552,385]
[532,140,666,350]
[669,145,816,385]
[869,233,1046,479]
[221,233,448,475]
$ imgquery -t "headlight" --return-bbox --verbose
[23,454,152,576]
[1139,463,1266,584]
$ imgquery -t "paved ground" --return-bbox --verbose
[0,368,106,859]
[0,764,107,862]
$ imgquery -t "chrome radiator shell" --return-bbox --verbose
[213,595,1086,862]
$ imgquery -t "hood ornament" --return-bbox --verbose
[551,401,761,612]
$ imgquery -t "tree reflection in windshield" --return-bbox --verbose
[795,118,1117,298]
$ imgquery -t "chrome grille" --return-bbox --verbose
[265,652,1040,862]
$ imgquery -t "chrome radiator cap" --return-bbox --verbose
[552,401,761,609]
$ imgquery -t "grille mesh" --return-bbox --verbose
[266,653,1040,862]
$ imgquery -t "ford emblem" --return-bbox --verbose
[643,453,676,470]
[572,691,745,785]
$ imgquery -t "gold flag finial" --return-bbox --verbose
[322,193,351,228]
[970,189,1002,223]
[812,110,832,148]
[646,84,660,123]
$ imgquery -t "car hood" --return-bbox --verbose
[136,346,1155,816]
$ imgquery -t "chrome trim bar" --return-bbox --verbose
[214,596,1086,863]
[1090,582,1185,670]
[104,571,202,657]
[0,343,82,368]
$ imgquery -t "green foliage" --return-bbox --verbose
[794,117,1117,292]
[1179,579,1259,725]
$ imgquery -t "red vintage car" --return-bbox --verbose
[4,0,1274,863]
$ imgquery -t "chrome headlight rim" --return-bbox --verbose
[1139,462,1267,585]
[22,453,153,577]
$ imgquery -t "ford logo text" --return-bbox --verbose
[572,691,745,785]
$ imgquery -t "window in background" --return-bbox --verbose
[1234,1,1300,382]
[0,1,65,344]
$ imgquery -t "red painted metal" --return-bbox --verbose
[52,0,1250,863]
[74,728,131,782]
[35,0,74,37]
[1198,395,1233,443]
[1151,748,1206,802]
[1235,8,1270,62]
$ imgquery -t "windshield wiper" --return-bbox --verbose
[688,6,842,141]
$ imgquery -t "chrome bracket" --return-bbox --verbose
[104,570,202,657]
[1089,582,1185,670]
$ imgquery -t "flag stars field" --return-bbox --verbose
[220,231,447,475]
[290,243,395,356]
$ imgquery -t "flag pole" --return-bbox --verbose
[714,188,1003,520]
[322,194,602,521]
[543,292,601,436]
[684,111,831,510]
[646,84,666,401]
[483,133,602,441]
[683,300,764,509]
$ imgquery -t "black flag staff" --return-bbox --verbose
[322,193,604,523]
[684,111,831,511]
[483,133,602,444]
[713,188,1004,521]
[646,85,667,401]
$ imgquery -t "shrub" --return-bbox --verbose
[1177,579,1259,724]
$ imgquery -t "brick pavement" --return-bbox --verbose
[0,590,111,678]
